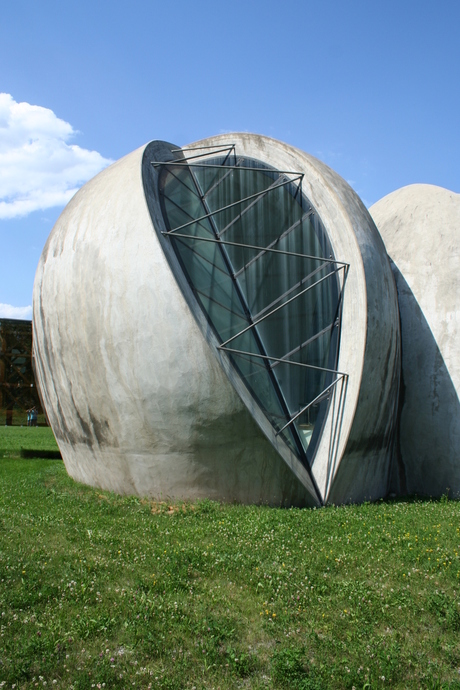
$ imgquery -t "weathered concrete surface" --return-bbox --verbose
[370,184,460,498]
[179,134,401,505]
[33,144,315,506]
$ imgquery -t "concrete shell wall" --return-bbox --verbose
[33,134,401,506]
[370,184,460,498]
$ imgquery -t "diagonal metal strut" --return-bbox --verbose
[219,268,343,348]
[161,231,349,267]
[162,175,303,235]
[217,346,347,377]
[276,376,347,436]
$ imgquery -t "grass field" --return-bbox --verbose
[1,427,460,689]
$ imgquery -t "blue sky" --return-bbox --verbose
[1,0,459,315]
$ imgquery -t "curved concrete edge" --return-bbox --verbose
[370,184,460,498]
[186,134,401,504]
[317,162,401,505]
[33,144,316,507]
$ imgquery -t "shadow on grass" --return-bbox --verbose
[19,448,62,460]
[382,492,457,506]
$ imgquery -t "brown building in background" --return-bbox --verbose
[0,318,42,425]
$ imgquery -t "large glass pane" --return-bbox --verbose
[161,167,205,231]
[171,237,249,342]
[227,351,298,455]
[254,269,339,361]
[223,180,303,252]
[193,158,235,199]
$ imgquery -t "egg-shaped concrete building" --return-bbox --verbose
[33,133,400,506]
[370,184,460,498]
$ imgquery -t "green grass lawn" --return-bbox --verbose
[0,427,460,689]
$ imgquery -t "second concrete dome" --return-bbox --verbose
[370,184,460,498]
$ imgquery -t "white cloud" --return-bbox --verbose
[0,93,113,219]
[0,303,32,319]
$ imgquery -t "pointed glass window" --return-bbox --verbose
[156,148,346,469]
